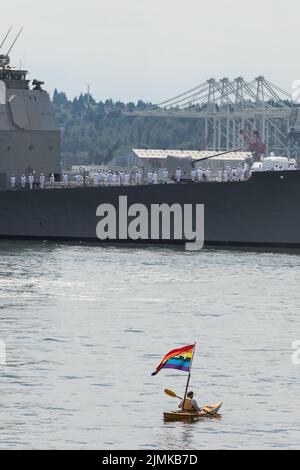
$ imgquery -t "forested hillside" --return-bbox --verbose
[52,90,205,168]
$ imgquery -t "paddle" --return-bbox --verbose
[164,388,216,417]
[164,389,182,400]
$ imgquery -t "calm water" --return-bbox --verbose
[0,240,299,450]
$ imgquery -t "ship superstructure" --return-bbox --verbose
[0,27,60,189]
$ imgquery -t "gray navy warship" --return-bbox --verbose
[0,35,300,248]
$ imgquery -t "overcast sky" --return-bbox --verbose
[1,0,300,102]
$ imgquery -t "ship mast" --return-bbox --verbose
[182,343,197,411]
[0,26,23,69]
[6,27,23,56]
[0,26,13,51]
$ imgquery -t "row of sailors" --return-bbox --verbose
[189,164,249,183]
[75,168,247,186]
[82,170,164,186]
[10,171,144,190]
[11,173,55,190]
[92,170,142,187]
[11,172,88,189]
[93,170,170,186]
[148,165,249,184]
[9,164,250,189]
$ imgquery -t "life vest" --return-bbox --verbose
[182,398,194,411]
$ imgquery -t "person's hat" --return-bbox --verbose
[187,391,194,397]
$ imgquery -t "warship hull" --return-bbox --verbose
[0,170,300,248]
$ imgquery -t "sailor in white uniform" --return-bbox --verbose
[237,164,243,181]
[163,169,169,184]
[111,173,117,186]
[21,174,27,189]
[153,172,159,185]
[40,173,45,189]
[243,162,250,179]
[206,167,211,182]
[217,168,223,182]
[50,173,55,188]
[226,166,232,181]
[100,171,104,186]
[29,174,34,190]
[63,172,69,187]
[191,168,197,182]
[11,175,16,190]
[147,170,153,184]
[106,171,111,186]
[175,167,182,183]
[197,168,202,182]
[75,173,82,187]
[123,172,129,185]
[136,170,142,185]
[158,169,164,183]
[240,167,245,181]
[232,167,237,181]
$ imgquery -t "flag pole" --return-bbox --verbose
[182,342,196,411]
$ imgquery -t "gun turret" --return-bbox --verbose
[32,79,44,91]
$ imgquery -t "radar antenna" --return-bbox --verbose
[6,26,23,56]
[0,26,13,51]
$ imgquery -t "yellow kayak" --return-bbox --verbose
[163,402,223,422]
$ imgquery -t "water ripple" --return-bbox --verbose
[0,240,299,449]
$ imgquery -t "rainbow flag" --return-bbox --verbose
[151,344,195,376]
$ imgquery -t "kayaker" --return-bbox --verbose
[179,391,202,412]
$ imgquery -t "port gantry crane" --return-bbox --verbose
[127,76,293,157]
